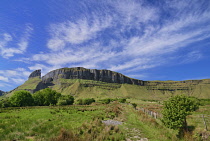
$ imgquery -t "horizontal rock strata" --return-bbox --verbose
[41,67,144,85]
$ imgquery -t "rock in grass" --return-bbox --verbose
[102,120,123,125]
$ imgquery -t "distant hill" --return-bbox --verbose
[5,67,210,100]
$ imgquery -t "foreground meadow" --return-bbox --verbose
[0,100,210,141]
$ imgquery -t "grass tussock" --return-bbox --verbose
[51,118,125,141]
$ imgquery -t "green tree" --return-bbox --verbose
[10,90,34,107]
[33,88,61,106]
[162,95,199,135]
[33,91,45,106]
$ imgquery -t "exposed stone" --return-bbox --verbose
[28,69,41,79]
[0,90,5,96]
[102,120,123,125]
[41,67,144,85]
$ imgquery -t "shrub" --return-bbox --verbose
[76,98,95,105]
[0,98,11,108]
[83,98,95,105]
[76,99,83,105]
[118,98,126,103]
[57,95,74,106]
[131,103,137,109]
[99,98,111,104]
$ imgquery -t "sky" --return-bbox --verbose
[0,0,210,92]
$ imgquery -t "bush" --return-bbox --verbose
[10,90,34,107]
[57,95,74,106]
[0,98,11,108]
[76,99,83,105]
[131,103,137,109]
[83,98,95,105]
[76,98,95,105]
[99,98,111,104]
[118,98,126,103]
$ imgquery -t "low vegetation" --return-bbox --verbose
[1,88,210,140]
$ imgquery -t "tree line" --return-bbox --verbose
[0,88,127,108]
[0,88,74,107]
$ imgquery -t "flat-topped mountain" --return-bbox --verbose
[40,67,144,85]
[5,67,210,100]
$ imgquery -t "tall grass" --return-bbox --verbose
[1,102,209,140]
[0,105,106,140]
[52,118,125,141]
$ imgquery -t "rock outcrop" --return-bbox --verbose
[28,69,41,79]
[0,90,5,96]
[41,67,144,85]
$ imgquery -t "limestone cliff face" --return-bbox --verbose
[41,67,144,85]
[28,69,41,79]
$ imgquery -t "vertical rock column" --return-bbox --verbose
[28,69,41,79]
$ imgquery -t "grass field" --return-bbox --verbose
[0,104,112,140]
[0,101,186,141]
[1,100,210,140]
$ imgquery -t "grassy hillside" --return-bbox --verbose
[4,77,210,100]
[6,77,42,97]
[49,78,210,100]
[18,77,42,90]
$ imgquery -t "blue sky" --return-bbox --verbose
[0,0,210,91]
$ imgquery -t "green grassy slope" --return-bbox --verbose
[6,77,42,97]
[50,78,210,100]
[4,78,210,100]
[18,77,42,90]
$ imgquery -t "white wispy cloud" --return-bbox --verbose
[27,0,210,77]
[0,68,31,87]
[181,51,203,64]
[28,63,61,76]
[0,24,33,58]
[0,83,12,89]
[110,0,159,25]
[47,15,113,51]
[0,76,9,82]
